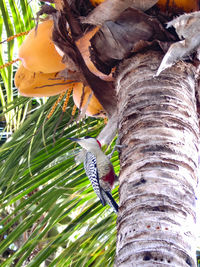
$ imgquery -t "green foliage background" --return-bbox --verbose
[0,1,119,266]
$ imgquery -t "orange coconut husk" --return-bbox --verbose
[72,82,106,117]
[157,0,199,12]
[90,0,105,6]
[19,20,66,73]
[15,64,72,97]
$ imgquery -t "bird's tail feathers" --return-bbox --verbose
[102,190,118,213]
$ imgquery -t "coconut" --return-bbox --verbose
[19,20,66,73]
[72,83,106,117]
[15,64,72,97]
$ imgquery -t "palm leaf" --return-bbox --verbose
[0,0,36,133]
[0,94,119,266]
[0,1,119,265]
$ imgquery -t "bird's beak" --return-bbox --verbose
[67,137,81,142]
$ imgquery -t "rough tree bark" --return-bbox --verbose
[115,51,199,267]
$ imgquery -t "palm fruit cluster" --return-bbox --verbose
[15,19,106,118]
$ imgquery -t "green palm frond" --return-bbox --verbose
[0,0,36,133]
[0,1,119,265]
[0,95,119,266]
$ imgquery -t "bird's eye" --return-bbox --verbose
[85,136,91,139]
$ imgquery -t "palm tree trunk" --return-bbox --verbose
[115,51,199,267]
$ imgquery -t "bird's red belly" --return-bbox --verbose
[102,167,115,187]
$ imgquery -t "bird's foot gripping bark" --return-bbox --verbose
[108,144,127,160]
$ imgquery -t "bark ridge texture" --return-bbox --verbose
[115,51,199,267]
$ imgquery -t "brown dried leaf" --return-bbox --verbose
[90,8,173,74]
[156,12,200,75]
[81,0,158,25]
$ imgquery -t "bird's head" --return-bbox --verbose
[68,136,101,151]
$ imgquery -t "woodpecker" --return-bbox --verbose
[68,136,118,213]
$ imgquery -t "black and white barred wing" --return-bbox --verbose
[84,152,106,206]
